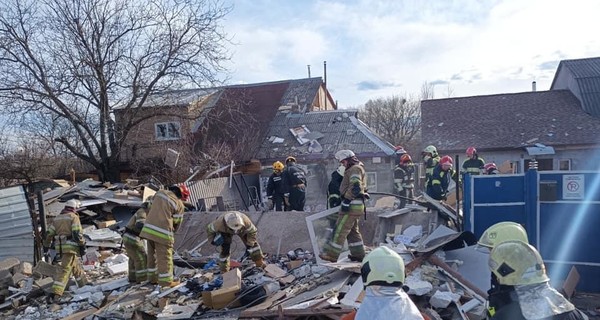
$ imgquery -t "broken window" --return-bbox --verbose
[155,122,181,141]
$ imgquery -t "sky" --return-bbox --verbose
[220,0,600,108]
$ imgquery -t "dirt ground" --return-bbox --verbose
[572,292,600,319]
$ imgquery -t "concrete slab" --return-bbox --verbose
[174,210,379,259]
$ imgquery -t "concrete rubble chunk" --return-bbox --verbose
[405,275,433,296]
[32,261,60,278]
[0,258,20,274]
[429,290,461,309]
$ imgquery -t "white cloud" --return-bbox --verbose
[221,0,600,106]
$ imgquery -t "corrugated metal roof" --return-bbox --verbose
[551,57,600,116]
[561,57,600,78]
[255,110,395,161]
[0,185,34,263]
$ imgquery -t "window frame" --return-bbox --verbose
[154,121,182,141]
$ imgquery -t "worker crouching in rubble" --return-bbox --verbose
[139,185,188,288]
[43,199,89,304]
[355,246,424,320]
[488,241,588,320]
[320,149,367,263]
[123,196,153,283]
[206,211,266,273]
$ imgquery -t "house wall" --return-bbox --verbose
[116,106,194,162]
[450,147,600,174]
[553,68,584,105]
[313,86,336,111]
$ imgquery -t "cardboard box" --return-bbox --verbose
[95,220,117,229]
[202,269,241,309]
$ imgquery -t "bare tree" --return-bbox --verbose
[359,95,421,148]
[0,0,231,182]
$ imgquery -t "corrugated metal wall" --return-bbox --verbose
[184,174,261,211]
[0,185,34,262]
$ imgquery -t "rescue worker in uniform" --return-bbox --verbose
[327,165,345,209]
[139,184,188,288]
[266,161,286,211]
[123,196,152,283]
[488,241,588,320]
[206,211,266,272]
[421,145,440,187]
[484,162,500,175]
[426,155,455,201]
[355,246,424,320]
[462,146,485,175]
[394,153,415,208]
[320,149,367,263]
[282,156,307,211]
[478,222,530,317]
[43,199,89,303]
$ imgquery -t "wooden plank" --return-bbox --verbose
[62,307,99,320]
[239,306,355,318]
[561,266,580,300]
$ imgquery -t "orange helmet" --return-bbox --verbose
[466,147,477,157]
[179,184,190,201]
[400,154,412,164]
[440,155,453,167]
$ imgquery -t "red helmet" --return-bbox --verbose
[466,147,477,157]
[179,183,191,201]
[440,155,453,167]
[400,154,412,164]
[484,163,497,171]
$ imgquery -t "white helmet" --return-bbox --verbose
[489,240,549,286]
[335,149,355,161]
[224,211,244,232]
[65,199,81,209]
[361,246,405,287]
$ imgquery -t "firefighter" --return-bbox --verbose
[266,161,286,211]
[426,155,455,201]
[478,222,530,317]
[327,165,345,209]
[462,146,485,175]
[282,156,307,211]
[421,145,440,186]
[139,184,188,288]
[355,246,424,320]
[43,199,89,303]
[123,196,153,283]
[484,162,500,175]
[206,211,266,272]
[394,153,415,208]
[488,241,588,320]
[320,149,367,263]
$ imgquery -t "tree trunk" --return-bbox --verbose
[97,157,121,183]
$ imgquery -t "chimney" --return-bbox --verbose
[323,61,327,89]
[532,81,537,92]
[307,65,311,78]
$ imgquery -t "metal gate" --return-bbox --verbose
[464,169,600,292]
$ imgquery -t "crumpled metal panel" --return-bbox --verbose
[0,185,34,262]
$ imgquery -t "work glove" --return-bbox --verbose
[183,202,195,211]
[341,199,351,212]
[362,193,370,200]
[284,196,290,207]
[134,221,144,230]
[266,197,274,210]
[211,233,224,246]
[79,246,86,257]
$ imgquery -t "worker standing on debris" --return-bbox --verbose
[478,222,530,317]
[282,156,307,211]
[266,161,287,211]
[462,146,485,175]
[43,199,89,303]
[320,149,367,263]
[394,153,415,208]
[426,155,455,201]
[123,196,152,283]
[139,184,188,288]
[484,162,500,175]
[488,241,588,320]
[327,164,345,209]
[421,145,440,186]
[355,246,424,320]
[206,211,266,272]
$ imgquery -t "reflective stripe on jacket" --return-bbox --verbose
[139,190,184,245]
[44,208,84,255]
